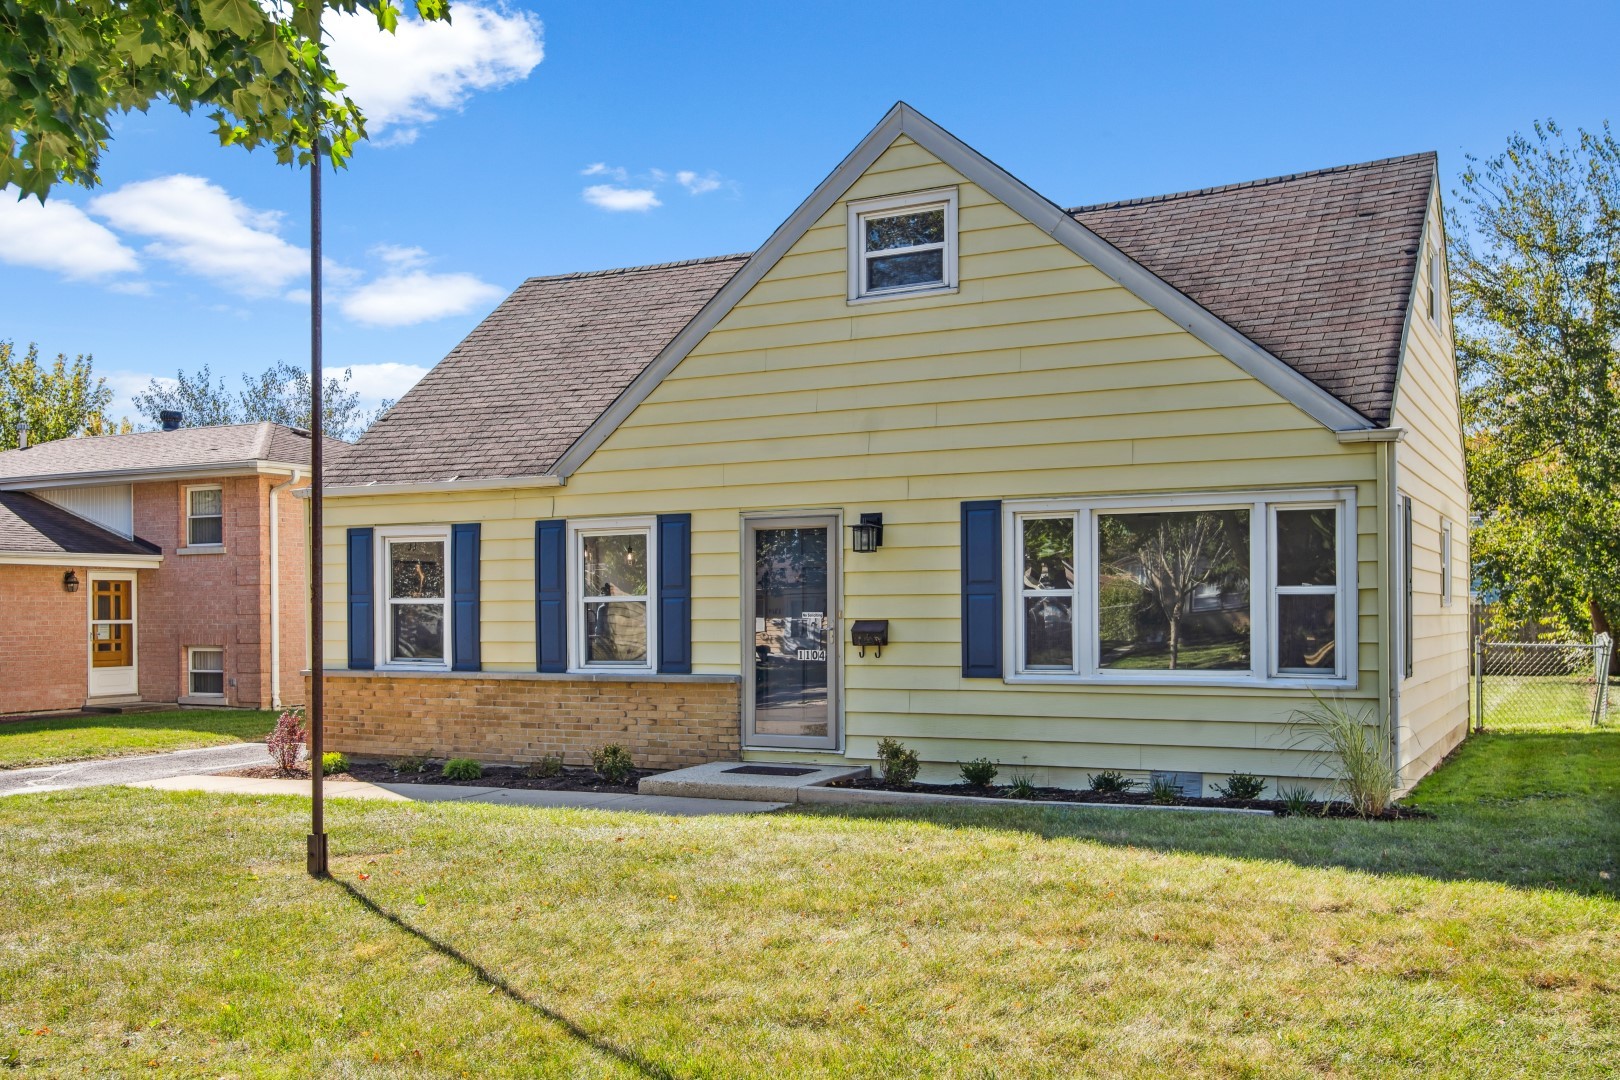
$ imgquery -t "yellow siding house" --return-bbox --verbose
[314,104,1468,795]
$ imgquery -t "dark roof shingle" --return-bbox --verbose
[0,491,160,558]
[0,422,329,482]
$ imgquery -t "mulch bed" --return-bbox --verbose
[825,777,1428,819]
[221,760,651,795]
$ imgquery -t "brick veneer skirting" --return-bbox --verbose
[308,670,742,770]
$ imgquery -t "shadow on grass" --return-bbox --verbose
[795,729,1620,900]
[334,879,675,1080]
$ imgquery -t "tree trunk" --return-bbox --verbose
[1589,599,1620,676]
[1167,616,1180,669]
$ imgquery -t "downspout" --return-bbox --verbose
[1383,439,1402,781]
[268,469,302,709]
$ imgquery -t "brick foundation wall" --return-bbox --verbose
[0,564,90,715]
[311,671,742,770]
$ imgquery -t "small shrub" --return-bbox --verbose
[875,737,920,787]
[1087,769,1138,794]
[1215,773,1268,800]
[1278,784,1317,816]
[1149,776,1180,804]
[265,709,306,773]
[1289,695,1397,817]
[958,757,999,788]
[1008,776,1038,800]
[441,757,482,781]
[321,752,348,776]
[591,744,636,784]
[392,754,430,774]
[526,754,564,779]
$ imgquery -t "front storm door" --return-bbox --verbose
[744,516,840,750]
[88,576,137,698]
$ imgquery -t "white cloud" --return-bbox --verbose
[0,191,140,280]
[676,170,723,195]
[581,162,628,181]
[102,370,174,421]
[326,3,544,144]
[339,270,503,327]
[583,184,661,212]
[343,361,430,406]
[88,175,308,297]
[372,243,430,270]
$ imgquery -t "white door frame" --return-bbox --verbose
[87,571,139,699]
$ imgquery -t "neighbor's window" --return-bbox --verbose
[1008,492,1353,684]
[385,535,447,665]
[188,647,225,696]
[848,189,958,301]
[573,521,654,669]
[186,486,223,546]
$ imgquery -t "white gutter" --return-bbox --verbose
[305,474,565,499]
[0,552,163,569]
[1337,428,1406,444]
[0,460,307,490]
[267,469,302,709]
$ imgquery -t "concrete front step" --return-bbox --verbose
[639,761,869,802]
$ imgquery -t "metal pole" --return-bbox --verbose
[307,112,329,879]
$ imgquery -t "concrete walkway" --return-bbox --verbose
[0,742,269,797]
[131,773,786,816]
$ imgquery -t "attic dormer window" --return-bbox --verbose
[848,189,958,302]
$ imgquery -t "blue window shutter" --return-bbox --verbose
[535,519,567,672]
[346,527,374,670]
[451,523,481,672]
[960,501,1002,678]
[657,513,693,674]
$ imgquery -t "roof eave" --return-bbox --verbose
[0,459,309,490]
[0,551,164,568]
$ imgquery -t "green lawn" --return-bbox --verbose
[1479,674,1608,731]
[0,709,276,769]
[0,729,1614,1076]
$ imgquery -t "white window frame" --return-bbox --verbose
[1440,518,1454,606]
[187,646,226,698]
[1428,249,1442,325]
[846,188,959,303]
[1002,488,1358,689]
[375,525,451,670]
[567,517,657,674]
[183,483,225,549]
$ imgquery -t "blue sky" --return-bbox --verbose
[4,0,1617,423]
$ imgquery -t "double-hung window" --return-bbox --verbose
[379,529,449,667]
[188,647,225,696]
[1006,490,1356,686]
[186,485,224,547]
[570,519,655,671]
[847,189,958,301]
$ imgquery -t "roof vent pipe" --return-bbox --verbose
[160,410,183,431]
[17,423,28,449]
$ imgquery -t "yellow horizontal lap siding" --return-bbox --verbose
[319,134,1391,784]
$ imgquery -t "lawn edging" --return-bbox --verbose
[795,784,1276,815]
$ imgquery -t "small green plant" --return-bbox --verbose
[441,757,482,781]
[1215,773,1267,800]
[1149,776,1180,804]
[526,754,564,779]
[591,744,636,784]
[876,737,920,787]
[1087,769,1138,794]
[958,757,999,788]
[392,754,430,774]
[1278,784,1317,816]
[1007,775,1038,799]
[321,751,348,776]
[1289,695,1397,817]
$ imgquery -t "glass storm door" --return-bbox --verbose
[744,517,840,750]
[88,576,137,697]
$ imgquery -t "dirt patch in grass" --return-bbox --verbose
[220,760,654,794]
[827,776,1429,819]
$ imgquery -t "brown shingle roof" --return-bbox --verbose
[0,422,331,483]
[0,491,160,558]
[328,255,750,486]
[1069,152,1435,424]
[330,153,1433,485]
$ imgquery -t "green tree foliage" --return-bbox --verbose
[132,360,389,441]
[1451,121,1620,643]
[1,0,450,200]
[0,340,117,450]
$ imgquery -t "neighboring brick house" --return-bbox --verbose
[0,418,327,715]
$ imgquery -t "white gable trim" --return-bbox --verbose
[553,103,1373,478]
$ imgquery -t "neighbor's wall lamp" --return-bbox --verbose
[851,512,884,553]
[62,570,80,593]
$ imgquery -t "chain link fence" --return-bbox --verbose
[1474,633,1613,732]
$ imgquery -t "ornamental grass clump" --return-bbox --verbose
[876,737,919,787]
[265,709,306,774]
[1289,695,1398,818]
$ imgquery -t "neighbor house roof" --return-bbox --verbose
[0,491,161,559]
[0,422,330,486]
[329,115,1434,489]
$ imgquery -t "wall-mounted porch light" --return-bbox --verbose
[851,513,884,553]
[62,570,80,593]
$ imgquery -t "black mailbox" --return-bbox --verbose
[851,620,889,658]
